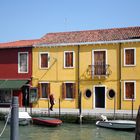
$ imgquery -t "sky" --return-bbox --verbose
[0,0,140,42]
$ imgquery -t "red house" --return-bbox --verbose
[0,39,39,107]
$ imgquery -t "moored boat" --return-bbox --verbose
[32,117,62,127]
[5,111,32,126]
[96,115,136,130]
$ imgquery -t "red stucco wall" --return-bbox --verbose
[0,47,32,79]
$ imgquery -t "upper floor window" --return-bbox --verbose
[124,81,136,100]
[62,82,76,99]
[124,48,136,66]
[18,52,28,73]
[64,51,75,68]
[93,50,107,75]
[40,52,49,69]
[38,82,50,99]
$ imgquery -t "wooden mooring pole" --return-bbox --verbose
[132,95,134,120]
[48,99,50,117]
[59,98,61,118]
[135,106,140,140]
[113,94,116,120]
[10,96,19,140]
[78,92,83,124]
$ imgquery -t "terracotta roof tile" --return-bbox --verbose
[1,26,140,48]
[0,39,40,49]
[40,26,140,45]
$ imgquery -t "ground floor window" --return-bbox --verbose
[38,83,50,99]
[0,90,11,104]
[62,83,76,99]
[124,81,136,100]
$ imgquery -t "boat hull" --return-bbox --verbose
[5,111,32,126]
[32,117,62,127]
[96,120,136,130]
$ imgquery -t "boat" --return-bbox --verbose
[5,111,32,126]
[32,117,62,127]
[96,115,136,130]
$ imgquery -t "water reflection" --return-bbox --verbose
[0,121,135,140]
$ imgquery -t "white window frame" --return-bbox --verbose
[64,51,75,68]
[124,81,136,100]
[64,81,75,100]
[18,52,28,73]
[124,48,136,67]
[39,52,50,69]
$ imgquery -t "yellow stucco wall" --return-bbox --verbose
[32,46,78,108]
[32,42,140,110]
[120,43,140,110]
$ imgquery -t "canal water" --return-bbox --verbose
[0,121,135,140]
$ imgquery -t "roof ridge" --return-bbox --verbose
[42,26,140,36]
[0,39,40,44]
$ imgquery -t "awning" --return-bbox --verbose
[0,80,28,89]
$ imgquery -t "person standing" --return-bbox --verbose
[49,94,55,111]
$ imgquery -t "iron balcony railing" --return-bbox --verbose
[88,64,111,78]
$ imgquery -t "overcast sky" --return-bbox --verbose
[0,0,140,42]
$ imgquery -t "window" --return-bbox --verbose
[40,52,49,69]
[85,89,92,98]
[18,52,28,73]
[64,51,75,68]
[124,48,136,66]
[38,83,50,99]
[94,51,106,75]
[29,88,38,103]
[124,81,136,100]
[0,90,11,104]
[62,83,76,99]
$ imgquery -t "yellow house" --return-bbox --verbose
[32,26,140,110]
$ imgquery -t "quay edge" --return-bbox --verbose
[0,108,137,123]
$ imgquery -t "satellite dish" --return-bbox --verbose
[108,89,115,99]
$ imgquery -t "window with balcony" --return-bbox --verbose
[62,83,76,99]
[124,48,136,66]
[64,51,75,68]
[124,81,136,100]
[92,50,107,76]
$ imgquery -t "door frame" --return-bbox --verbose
[93,85,106,109]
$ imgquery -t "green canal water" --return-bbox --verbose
[0,121,135,140]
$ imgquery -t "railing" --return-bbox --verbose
[88,64,111,78]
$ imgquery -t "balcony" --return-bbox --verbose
[88,64,111,79]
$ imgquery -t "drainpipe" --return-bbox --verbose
[77,45,80,106]
[119,43,122,109]
[77,45,83,124]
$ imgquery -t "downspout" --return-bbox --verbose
[77,45,82,124]
[119,43,122,109]
[77,45,80,107]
